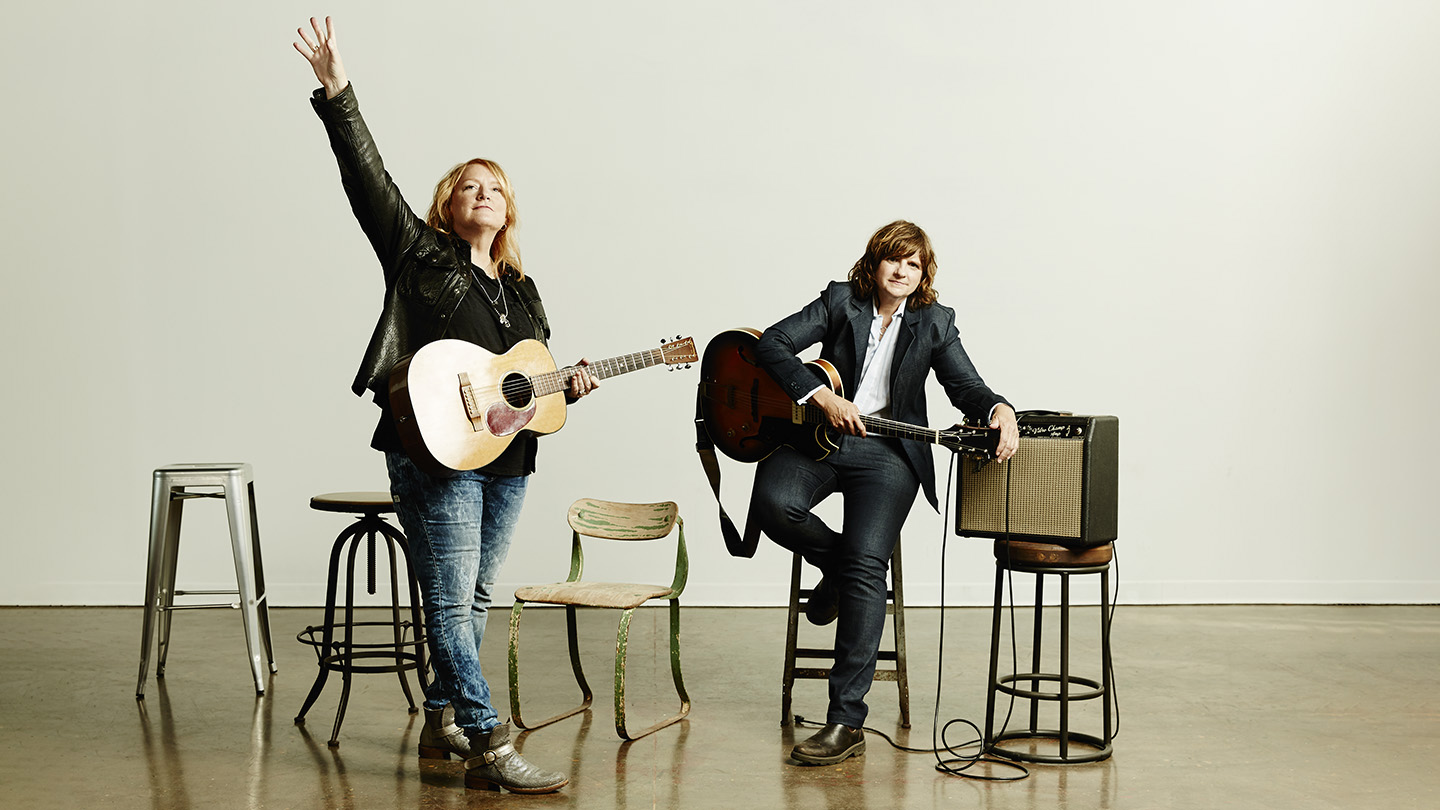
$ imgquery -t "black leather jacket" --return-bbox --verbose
[310,84,550,399]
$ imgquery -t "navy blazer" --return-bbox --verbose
[756,281,1010,510]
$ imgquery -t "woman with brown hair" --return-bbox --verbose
[752,220,1019,765]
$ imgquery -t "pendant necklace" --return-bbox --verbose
[471,266,511,328]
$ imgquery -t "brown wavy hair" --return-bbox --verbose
[425,158,524,280]
[846,220,938,311]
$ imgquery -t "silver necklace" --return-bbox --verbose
[470,266,511,328]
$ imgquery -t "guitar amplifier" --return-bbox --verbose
[955,414,1118,548]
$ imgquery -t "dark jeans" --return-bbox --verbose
[752,436,919,727]
[386,452,528,734]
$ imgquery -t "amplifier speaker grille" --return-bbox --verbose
[959,438,1084,537]
[955,414,1118,547]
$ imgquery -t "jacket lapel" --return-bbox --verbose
[889,308,917,395]
[846,297,872,396]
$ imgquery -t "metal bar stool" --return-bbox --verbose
[984,539,1114,764]
[781,539,909,728]
[137,462,276,698]
[294,491,429,747]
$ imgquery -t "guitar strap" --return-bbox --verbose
[693,385,762,558]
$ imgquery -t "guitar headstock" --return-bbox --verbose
[661,335,698,368]
[938,423,1000,458]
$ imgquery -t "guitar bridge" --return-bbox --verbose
[458,373,484,432]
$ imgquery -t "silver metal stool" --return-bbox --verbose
[136,463,276,698]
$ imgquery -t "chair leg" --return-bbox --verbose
[780,553,802,727]
[380,525,418,713]
[155,494,185,679]
[983,561,1004,751]
[890,542,910,729]
[328,537,364,747]
[382,520,430,697]
[295,523,351,725]
[137,479,175,699]
[226,482,268,695]
[510,602,594,730]
[614,601,691,741]
[246,482,278,675]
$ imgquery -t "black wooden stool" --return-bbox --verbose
[295,492,429,747]
[984,539,1114,764]
[781,539,909,728]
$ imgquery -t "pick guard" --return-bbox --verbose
[485,401,536,437]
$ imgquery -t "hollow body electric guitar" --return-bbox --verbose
[698,328,998,463]
[391,336,697,475]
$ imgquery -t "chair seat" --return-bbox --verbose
[515,581,674,610]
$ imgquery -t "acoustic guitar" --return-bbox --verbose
[391,336,697,475]
[698,328,997,463]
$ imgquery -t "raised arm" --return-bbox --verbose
[294,16,348,99]
[295,16,426,281]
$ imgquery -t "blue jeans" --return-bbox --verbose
[751,437,919,728]
[386,452,528,734]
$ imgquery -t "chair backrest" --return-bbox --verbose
[567,499,679,540]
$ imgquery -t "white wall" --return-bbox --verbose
[4,0,1437,606]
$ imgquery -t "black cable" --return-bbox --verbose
[924,451,1027,780]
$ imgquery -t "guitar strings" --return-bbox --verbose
[459,348,670,400]
[697,383,989,443]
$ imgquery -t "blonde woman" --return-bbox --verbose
[295,16,595,794]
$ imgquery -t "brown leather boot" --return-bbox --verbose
[463,722,568,793]
[417,705,471,760]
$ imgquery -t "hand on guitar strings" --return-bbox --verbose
[567,358,600,399]
[811,387,866,437]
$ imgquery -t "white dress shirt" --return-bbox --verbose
[800,302,904,417]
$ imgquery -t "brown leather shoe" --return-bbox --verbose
[805,577,839,626]
[791,722,865,765]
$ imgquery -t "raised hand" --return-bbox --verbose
[293,16,348,99]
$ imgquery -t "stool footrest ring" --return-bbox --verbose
[989,728,1112,764]
[995,672,1105,702]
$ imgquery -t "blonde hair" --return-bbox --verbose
[846,220,938,310]
[425,158,524,279]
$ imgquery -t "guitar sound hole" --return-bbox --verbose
[500,372,533,408]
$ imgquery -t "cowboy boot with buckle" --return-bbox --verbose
[463,721,568,793]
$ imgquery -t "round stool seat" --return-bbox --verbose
[310,491,396,514]
[993,540,1113,567]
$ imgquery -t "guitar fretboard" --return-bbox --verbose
[795,405,943,445]
[531,348,669,397]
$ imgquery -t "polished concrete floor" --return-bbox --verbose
[0,604,1436,809]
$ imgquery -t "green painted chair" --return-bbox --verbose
[507,498,690,740]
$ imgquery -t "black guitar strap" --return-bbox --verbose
[693,385,761,558]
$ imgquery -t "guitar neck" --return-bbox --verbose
[797,404,997,456]
[797,405,942,446]
[531,348,670,397]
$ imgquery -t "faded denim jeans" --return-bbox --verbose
[386,452,528,734]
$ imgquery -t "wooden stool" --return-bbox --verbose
[294,492,429,747]
[781,540,909,728]
[137,463,275,698]
[984,540,1114,764]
